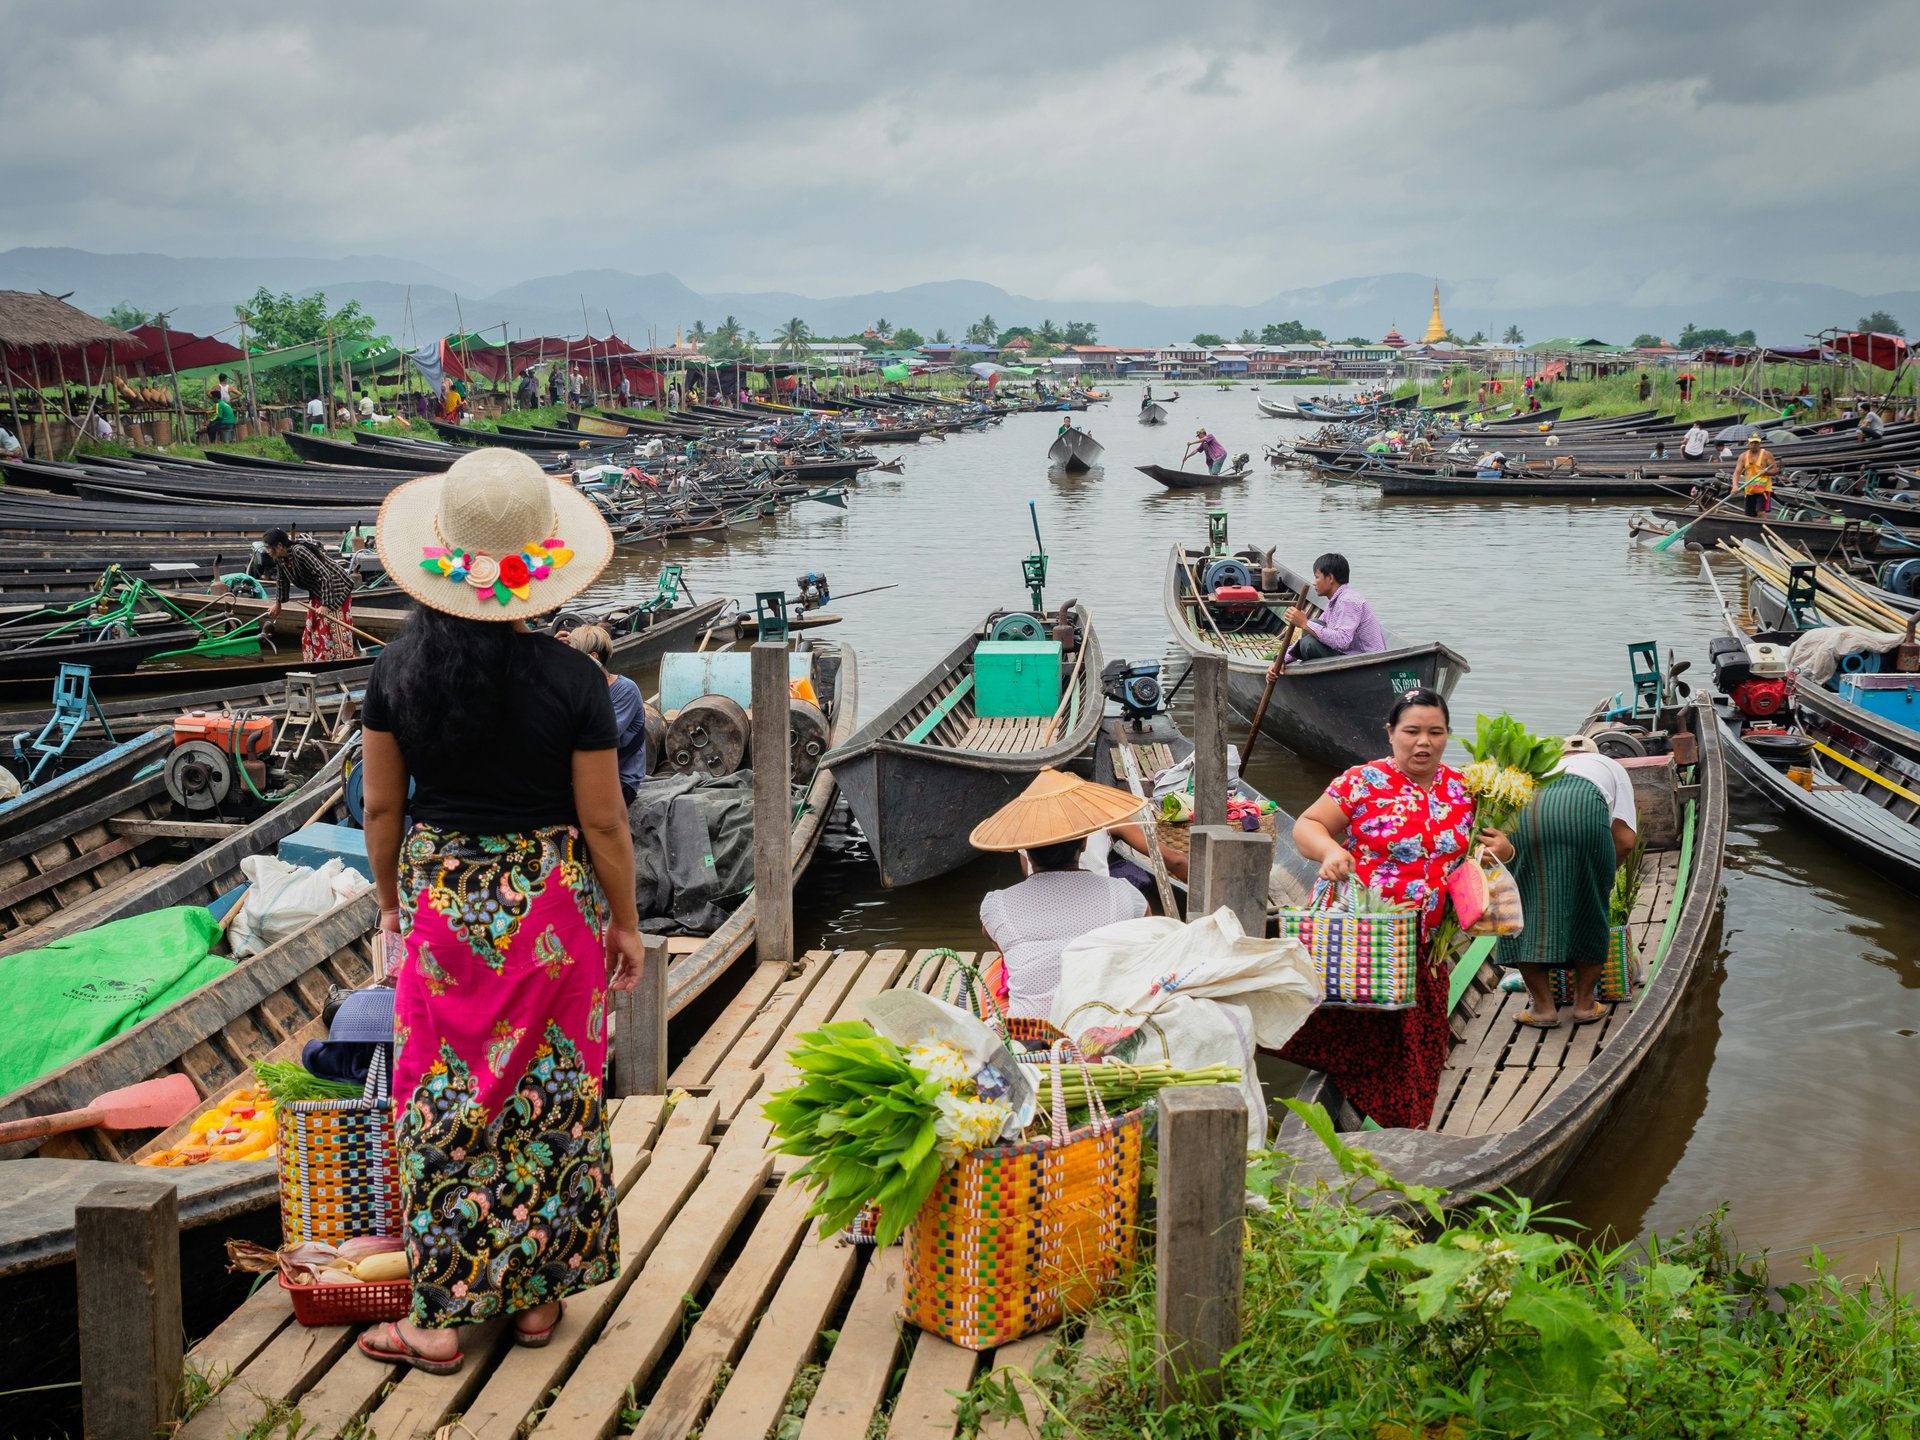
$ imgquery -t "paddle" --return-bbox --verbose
[1652,486,1742,552]
[296,604,385,651]
[1110,723,1181,918]
[1241,584,1313,773]
[0,1073,201,1145]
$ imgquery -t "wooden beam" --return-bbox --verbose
[106,817,243,841]
[611,932,669,1097]
[752,640,794,965]
[1190,653,1229,829]
[1188,825,1273,935]
[1155,1087,1244,1406]
[76,1179,183,1440]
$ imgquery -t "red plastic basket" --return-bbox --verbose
[279,1272,410,1327]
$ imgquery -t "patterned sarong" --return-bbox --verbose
[1496,774,1615,971]
[301,598,356,663]
[391,823,617,1328]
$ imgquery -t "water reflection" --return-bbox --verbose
[588,384,1920,1254]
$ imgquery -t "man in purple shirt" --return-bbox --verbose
[1185,426,1229,475]
[1269,552,1387,671]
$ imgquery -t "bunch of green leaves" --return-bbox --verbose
[763,1020,945,1247]
[250,1059,361,1103]
[1608,838,1647,926]
[1461,712,1564,782]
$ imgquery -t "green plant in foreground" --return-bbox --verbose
[987,1100,1920,1439]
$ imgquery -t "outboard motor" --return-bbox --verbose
[796,572,831,610]
[1101,658,1163,729]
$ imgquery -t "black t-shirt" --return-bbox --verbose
[362,633,617,833]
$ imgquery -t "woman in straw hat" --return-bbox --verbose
[972,769,1149,1020]
[354,449,642,1374]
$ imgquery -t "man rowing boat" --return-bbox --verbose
[1265,552,1386,674]
[1185,426,1228,475]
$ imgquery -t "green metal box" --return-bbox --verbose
[973,641,1062,718]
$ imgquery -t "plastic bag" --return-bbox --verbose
[229,856,372,958]
[1460,846,1524,937]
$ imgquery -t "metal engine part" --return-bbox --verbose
[663,694,751,777]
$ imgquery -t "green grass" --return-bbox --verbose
[1394,362,1913,424]
[976,1103,1920,1439]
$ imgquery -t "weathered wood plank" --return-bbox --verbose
[711,949,871,1123]
[977,1334,1055,1440]
[175,1306,360,1440]
[667,959,791,1088]
[798,1252,907,1440]
[77,1178,183,1440]
[185,1279,294,1385]
[884,1332,978,1440]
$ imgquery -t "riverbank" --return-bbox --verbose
[1394,363,1916,423]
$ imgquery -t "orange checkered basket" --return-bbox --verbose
[902,1043,1144,1350]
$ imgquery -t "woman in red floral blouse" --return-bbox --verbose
[1280,688,1513,1128]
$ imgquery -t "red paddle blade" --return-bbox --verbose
[91,1073,203,1131]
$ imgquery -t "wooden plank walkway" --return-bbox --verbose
[178,949,1121,1439]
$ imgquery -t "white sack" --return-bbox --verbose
[1788,626,1907,685]
[228,855,371,958]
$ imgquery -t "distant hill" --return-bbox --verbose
[1,247,1911,351]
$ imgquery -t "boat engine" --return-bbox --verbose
[1101,658,1163,728]
[795,572,830,610]
[1709,635,1792,718]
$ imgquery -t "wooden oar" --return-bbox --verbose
[298,603,385,651]
[0,1073,201,1145]
[1241,584,1313,772]
[1110,723,1180,918]
[1653,481,1742,551]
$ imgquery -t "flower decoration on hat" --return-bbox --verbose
[419,538,575,604]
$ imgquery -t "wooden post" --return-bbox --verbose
[1191,652,1229,829]
[76,1178,183,1440]
[1189,825,1273,935]
[1155,1087,1244,1406]
[751,640,793,965]
[612,932,670,1096]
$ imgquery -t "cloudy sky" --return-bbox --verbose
[4,1,1916,304]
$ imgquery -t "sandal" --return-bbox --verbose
[357,1321,463,1375]
[1569,1007,1607,1028]
[1514,1008,1559,1030]
[513,1298,565,1348]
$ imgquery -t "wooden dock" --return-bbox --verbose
[172,947,1122,1440]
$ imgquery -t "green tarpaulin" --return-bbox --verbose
[0,906,228,1094]
[880,364,911,381]
[171,337,381,384]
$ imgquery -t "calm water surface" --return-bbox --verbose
[586,383,1920,1258]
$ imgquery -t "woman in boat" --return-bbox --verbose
[355,448,642,1375]
[1498,735,1637,1028]
[565,623,649,807]
[1280,688,1510,1129]
[262,526,357,663]
[971,769,1148,1021]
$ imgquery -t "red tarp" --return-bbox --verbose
[1831,331,1909,371]
[1699,344,1828,366]
[48,324,248,378]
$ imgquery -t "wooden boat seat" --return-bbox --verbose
[1430,848,1680,1138]
[954,715,1057,754]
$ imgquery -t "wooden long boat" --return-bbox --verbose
[1139,402,1169,426]
[1137,463,1251,489]
[0,624,203,685]
[823,603,1104,888]
[1164,544,1469,767]
[0,728,170,850]
[1278,687,1727,1210]
[429,419,587,452]
[1379,471,1698,499]
[281,430,433,470]
[1646,507,1916,559]
[1047,428,1104,473]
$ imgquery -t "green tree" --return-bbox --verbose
[997,325,1033,346]
[894,326,924,348]
[1062,320,1098,345]
[1502,324,1524,345]
[933,329,950,344]
[872,317,893,340]
[1677,323,1756,348]
[689,320,710,350]
[1191,332,1226,347]
[1234,328,1259,344]
[964,313,999,344]
[1340,335,1373,346]
[102,302,152,331]
[710,315,745,358]
[1037,318,1062,344]
[1632,332,1664,348]
[1259,320,1325,345]
[1467,330,1487,345]
[237,287,384,350]
[1858,309,1904,336]
[775,316,812,362]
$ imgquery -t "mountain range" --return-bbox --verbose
[2,247,1910,351]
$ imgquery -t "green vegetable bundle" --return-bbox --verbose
[250,1059,362,1103]
[763,1021,947,1247]
[1033,1061,1243,1119]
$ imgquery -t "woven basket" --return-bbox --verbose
[279,1272,409,1327]
[902,1044,1143,1350]
[277,1048,401,1245]
[1278,881,1419,1010]
[1549,926,1636,1006]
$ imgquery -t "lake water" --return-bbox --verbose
[586,382,1920,1261]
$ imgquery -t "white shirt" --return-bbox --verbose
[1682,425,1709,457]
[1555,752,1637,831]
[0,426,19,456]
[307,398,325,419]
[980,870,1147,1019]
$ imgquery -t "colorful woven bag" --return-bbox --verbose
[1278,881,1419,1010]
[1549,926,1635,1006]
[277,1047,401,1245]
[903,1043,1143,1350]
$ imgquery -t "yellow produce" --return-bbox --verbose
[347,1250,409,1283]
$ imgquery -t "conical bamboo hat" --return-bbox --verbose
[968,769,1145,852]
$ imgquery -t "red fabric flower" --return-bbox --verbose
[498,554,531,589]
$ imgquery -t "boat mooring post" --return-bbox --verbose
[1189,825,1272,934]
[612,932,670,1095]
[76,1178,182,1440]
[752,639,794,965]
[1155,1086,1245,1406]
[1191,653,1230,828]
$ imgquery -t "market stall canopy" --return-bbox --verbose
[1831,332,1909,371]
[0,291,135,373]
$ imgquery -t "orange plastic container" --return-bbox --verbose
[174,711,275,757]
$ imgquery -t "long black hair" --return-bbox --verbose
[377,607,528,756]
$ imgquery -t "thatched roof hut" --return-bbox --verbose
[0,291,134,353]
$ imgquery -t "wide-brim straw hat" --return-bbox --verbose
[377,448,614,621]
[968,769,1144,852]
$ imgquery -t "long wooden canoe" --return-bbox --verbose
[1047,428,1104,473]
[1163,545,1469,767]
[1277,690,1727,1211]
[824,604,1104,888]
[1137,463,1250,489]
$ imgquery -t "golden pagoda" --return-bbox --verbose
[1422,284,1448,343]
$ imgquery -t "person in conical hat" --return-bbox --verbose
[972,770,1149,1021]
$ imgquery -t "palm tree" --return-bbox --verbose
[712,315,743,357]
[689,320,710,352]
[933,329,951,344]
[874,318,893,340]
[1502,324,1524,345]
[1038,318,1061,345]
[777,316,812,363]
[965,313,999,345]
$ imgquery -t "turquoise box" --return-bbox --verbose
[973,641,1062,718]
